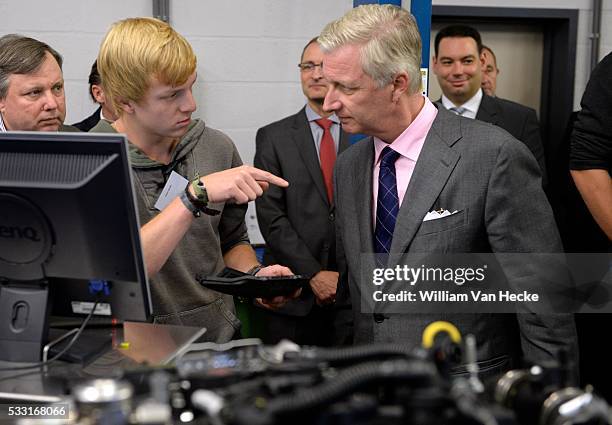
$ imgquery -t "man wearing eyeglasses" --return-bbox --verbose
[254,38,350,346]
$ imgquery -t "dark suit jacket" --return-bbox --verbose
[60,124,81,132]
[72,107,101,132]
[255,107,350,316]
[477,94,547,186]
[437,95,547,187]
[333,105,577,375]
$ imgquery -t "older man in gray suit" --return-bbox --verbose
[319,4,577,376]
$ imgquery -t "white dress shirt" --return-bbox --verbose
[441,88,483,119]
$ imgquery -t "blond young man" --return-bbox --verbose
[93,18,291,340]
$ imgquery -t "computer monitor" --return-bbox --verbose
[0,131,152,362]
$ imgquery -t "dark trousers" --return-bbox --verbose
[258,304,335,347]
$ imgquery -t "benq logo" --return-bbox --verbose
[0,225,41,242]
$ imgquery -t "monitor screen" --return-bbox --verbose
[0,131,152,362]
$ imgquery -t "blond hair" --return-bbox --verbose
[318,4,422,94]
[97,17,196,115]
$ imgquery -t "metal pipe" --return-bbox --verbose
[153,0,170,23]
[590,0,602,70]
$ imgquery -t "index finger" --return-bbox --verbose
[250,168,289,187]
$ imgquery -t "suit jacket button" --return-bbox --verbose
[329,212,335,222]
[373,313,386,323]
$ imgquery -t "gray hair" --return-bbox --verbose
[318,4,422,94]
[0,34,63,99]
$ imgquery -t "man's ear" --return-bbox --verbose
[392,72,410,102]
[479,51,486,67]
[91,84,106,104]
[117,97,135,114]
[0,98,5,113]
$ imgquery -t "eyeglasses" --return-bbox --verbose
[298,62,323,72]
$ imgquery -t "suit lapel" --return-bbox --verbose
[353,139,375,255]
[389,109,462,256]
[291,109,329,205]
[338,128,350,155]
[476,94,501,125]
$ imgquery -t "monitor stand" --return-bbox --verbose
[0,282,50,362]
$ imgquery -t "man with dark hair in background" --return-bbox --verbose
[254,38,350,345]
[72,60,118,131]
[432,25,547,186]
[0,34,77,132]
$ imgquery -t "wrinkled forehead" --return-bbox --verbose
[322,44,365,81]
[7,56,63,90]
[14,52,62,76]
[483,51,497,67]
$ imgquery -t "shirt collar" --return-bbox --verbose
[305,104,340,125]
[440,88,483,116]
[0,112,6,132]
[374,95,437,164]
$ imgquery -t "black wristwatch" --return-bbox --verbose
[182,178,221,217]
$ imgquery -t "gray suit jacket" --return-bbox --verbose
[333,106,576,375]
[255,107,350,315]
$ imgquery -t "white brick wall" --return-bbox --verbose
[1,0,607,243]
[0,0,352,164]
[2,0,606,156]
[0,0,152,134]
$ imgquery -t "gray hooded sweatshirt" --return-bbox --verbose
[91,119,248,342]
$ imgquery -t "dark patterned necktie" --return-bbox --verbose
[374,146,401,260]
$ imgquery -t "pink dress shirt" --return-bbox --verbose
[372,97,438,222]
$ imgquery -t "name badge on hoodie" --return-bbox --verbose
[154,171,189,211]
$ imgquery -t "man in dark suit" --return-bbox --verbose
[432,25,547,187]
[319,4,576,376]
[73,60,117,131]
[254,38,350,345]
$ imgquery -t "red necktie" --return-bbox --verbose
[315,118,336,203]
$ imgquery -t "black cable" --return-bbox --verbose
[0,299,100,372]
[284,343,421,365]
[231,358,439,424]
